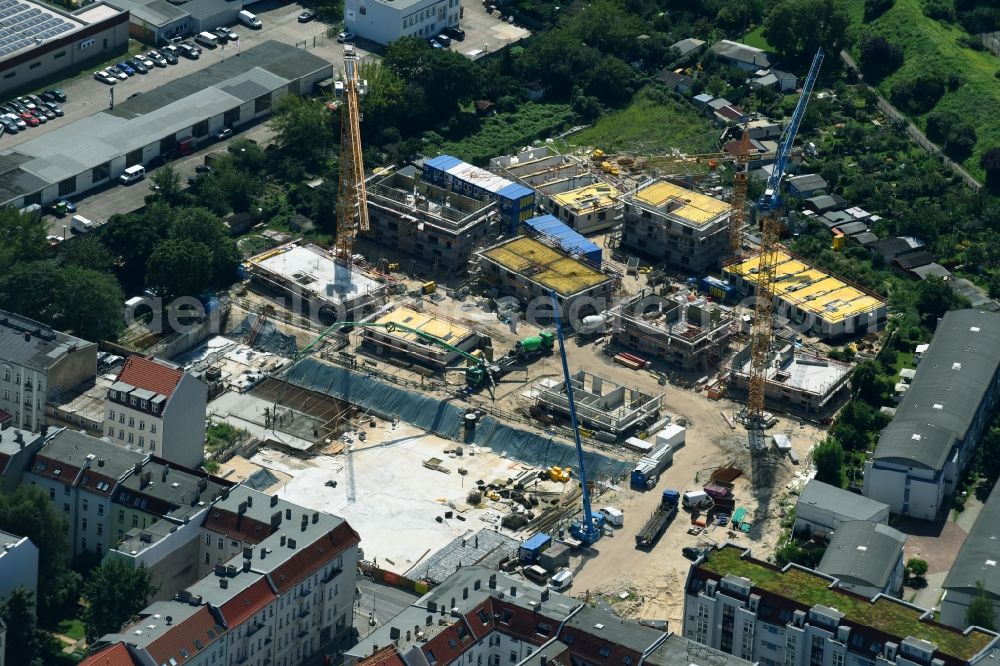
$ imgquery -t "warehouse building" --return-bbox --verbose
[0,1,128,98]
[245,241,388,323]
[105,0,243,44]
[621,179,732,272]
[367,165,498,274]
[723,248,887,339]
[728,344,853,416]
[794,479,890,539]
[548,181,620,233]
[864,309,1000,521]
[0,41,332,209]
[817,521,907,599]
[685,545,997,666]
[608,287,733,371]
[941,483,1000,629]
[360,306,482,370]
[423,155,534,235]
[344,0,460,46]
[475,236,615,322]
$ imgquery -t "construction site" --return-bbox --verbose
[159,45,884,634]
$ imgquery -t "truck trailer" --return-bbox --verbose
[635,489,679,548]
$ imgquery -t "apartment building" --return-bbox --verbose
[864,310,1000,520]
[940,482,1000,629]
[347,566,751,666]
[0,310,97,432]
[345,0,460,45]
[684,544,999,666]
[91,486,361,666]
[0,529,38,615]
[621,179,732,272]
[0,425,46,493]
[104,355,207,468]
[367,166,499,274]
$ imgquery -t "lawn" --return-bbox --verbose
[851,0,1000,181]
[701,545,993,659]
[888,349,915,379]
[57,618,86,641]
[742,25,772,51]
[565,91,715,154]
[431,103,576,166]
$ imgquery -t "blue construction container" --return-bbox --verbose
[518,532,552,563]
[422,155,535,234]
[701,276,736,303]
[630,443,674,490]
[523,215,602,267]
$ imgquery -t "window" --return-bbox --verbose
[150,440,156,451]
[509,652,517,663]
[58,175,76,196]
[127,433,134,444]
[82,499,88,511]
[624,658,633,666]
[82,538,87,549]
[150,424,157,433]
[64,485,70,495]
[98,504,103,516]
[49,488,55,500]
[499,609,512,624]
[119,510,125,522]
[139,399,147,409]
[218,538,224,549]
[92,162,110,182]
[139,437,144,447]
[831,652,844,666]
[97,524,103,536]
[118,431,124,440]
[64,503,69,512]
[119,414,124,423]
[205,534,211,545]
[54,50,66,59]
[139,420,145,430]
[205,552,210,564]
[128,417,134,427]
[108,409,115,420]
[599,646,611,658]
[132,515,138,527]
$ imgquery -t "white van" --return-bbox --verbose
[523,565,548,585]
[70,215,95,233]
[599,506,624,527]
[549,569,573,591]
[195,31,219,48]
[119,165,145,184]
[238,10,262,28]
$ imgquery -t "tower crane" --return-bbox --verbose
[744,47,824,488]
[334,45,369,276]
[549,290,603,545]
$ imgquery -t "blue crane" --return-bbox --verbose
[758,47,825,213]
[549,291,604,545]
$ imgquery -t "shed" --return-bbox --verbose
[833,221,869,237]
[794,479,890,538]
[670,38,706,57]
[868,237,923,262]
[707,97,732,111]
[518,533,552,563]
[224,212,254,236]
[891,251,935,274]
[523,214,602,267]
[693,93,714,105]
[818,521,907,598]
[537,541,571,571]
[655,69,694,93]
[912,263,952,281]
[804,194,845,213]
[851,232,879,246]
[786,173,828,197]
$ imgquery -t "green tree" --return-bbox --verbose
[268,95,336,170]
[813,438,846,487]
[763,0,850,62]
[169,208,240,283]
[82,560,158,641]
[858,35,904,79]
[59,235,116,273]
[146,238,214,299]
[0,206,47,274]
[98,204,174,286]
[851,360,888,404]
[915,277,969,328]
[0,587,44,665]
[906,557,929,578]
[149,164,185,206]
[966,581,996,630]
[357,60,408,137]
[983,147,1000,191]
[0,486,81,619]
[56,266,124,341]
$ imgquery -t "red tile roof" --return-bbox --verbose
[117,356,182,398]
[145,606,225,665]
[78,470,118,497]
[202,508,273,545]
[358,646,407,666]
[421,618,475,665]
[560,627,644,665]
[31,454,78,485]
[219,577,276,629]
[270,522,360,594]
[80,643,142,666]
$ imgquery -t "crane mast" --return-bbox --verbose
[335,45,369,271]
[729,130,752,257]
[745,47,824,488]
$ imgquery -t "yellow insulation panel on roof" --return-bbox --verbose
[551,183,619,213]
[482,236,610,296]
[632,180,729,226]
[726,249,885,323]
[374,307,473,345]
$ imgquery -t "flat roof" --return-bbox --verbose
[631,180,729,227]
[248,243,382,304]
[550,183,618,213]
[944,482,1000,599]
[373,307,473,346]
[0,309,94,372]
[726,249,884,323]
[0,0,87,64]
[480,236,610,297]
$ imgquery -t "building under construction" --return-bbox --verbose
[607,287,734,371]
[367,166,499,273]
[360,306,482,371]
[532,370,663,438]
[723,248,887,339]
[475,236,616,319]
[727,343,853,416]
[245,241,388,323]
[621,179,732,272]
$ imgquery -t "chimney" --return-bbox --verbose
[463,587,468,600]
[540,657,547,666]
[166,616,173,626]
[389,627,400,640]
[98,458,105,467]
[246,495,252,507]
[23,331,30,341]
[220,578,229,589]
[242,559,251,572]
[238,501,247,515]
[281,535,287,546]
[285,508,291,519]
[221,487,230,500]
[510,586,516,598]
[312,511,318,524]
[161,467,167,482]
[488,574,497,589]
[271,494,279,507]
[540,589,549,602]
[133,461,142,476]
[15,431,24,449]
[288,538,296,549]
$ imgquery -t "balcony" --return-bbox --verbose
[321,567,342,584]
[246,623,265,638]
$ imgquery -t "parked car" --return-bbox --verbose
[297,9,316,22]
[220,27,237,40]
[216,127,233,140]
[435,33,451,47]
[0,117,17,133]
[147,51,167,67]
[178,43,200,59]
[136,53,154,68]
[108,67,128,80]
[35,106,55,119]
[17,96,36,110]
[26,94,44,107]
[127,58,148,74]
[30,109,47,123]
[4,114,26,130]
[43,102,64,116]
[336,31,355,43]
[427,37,443,48]
[47,88,67,102]
[93,70,117,84]
[212,27,231,43]
[21,113,39,127]
[443,25,465,40]
[158,47,178,64]
[116,61,135,76]
[682,546,707,561]
[195,164,213,173]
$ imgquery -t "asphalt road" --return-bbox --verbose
[354,577,421,632]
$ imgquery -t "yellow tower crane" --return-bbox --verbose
[334,45,369,271]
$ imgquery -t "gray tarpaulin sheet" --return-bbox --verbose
[285,359,632,480]
[233,315,299,357]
